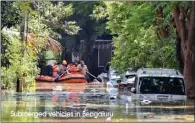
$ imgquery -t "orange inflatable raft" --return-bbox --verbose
[36,73,87,83]
[36,65,87,83]
[35,75,56,82]
[57,73,87,83]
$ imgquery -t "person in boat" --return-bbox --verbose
[67,63,73,74]
[78,60,89,81]
[66,61,79,73]
[62,60,68,70]
[47,60,56,76]
[58,60,68,75]
[52,61,60,78]
[69,64,79,73]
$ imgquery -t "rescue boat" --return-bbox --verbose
[36,64,87,83]
[35,73,87,83]
[56,73,87,83]
[35,75,56,82]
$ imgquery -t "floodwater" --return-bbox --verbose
[1,83,194,122]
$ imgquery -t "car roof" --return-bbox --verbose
[137,68,183,78]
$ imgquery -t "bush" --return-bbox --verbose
[1,32,40,92]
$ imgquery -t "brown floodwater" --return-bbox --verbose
[1,83,194,122]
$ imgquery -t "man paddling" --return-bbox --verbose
[78,60,89,81]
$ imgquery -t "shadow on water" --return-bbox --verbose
[1,84,194,122]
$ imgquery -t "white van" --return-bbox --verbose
[131,68,187,103]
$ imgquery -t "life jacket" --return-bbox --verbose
[52,65,57,74]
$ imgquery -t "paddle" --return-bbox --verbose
[55,71,67,82]
[86,71,102,82]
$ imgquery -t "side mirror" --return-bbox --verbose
[131,87,136,93]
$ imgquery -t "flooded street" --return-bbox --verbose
[1,83,194,122]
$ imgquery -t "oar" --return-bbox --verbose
[55,71,67,82]
[86,72,102,82]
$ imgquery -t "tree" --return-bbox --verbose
[1,1,77,91]
[1,1,20,30]
[94,2,176,71]
[172,2,195,98]
[60,2,109,65]
[94,1,194,98]
[29,1,80,39]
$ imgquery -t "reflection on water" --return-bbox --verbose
[1,83,194,122]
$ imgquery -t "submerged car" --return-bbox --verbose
[131,68,187,103]
[119,69,136,90]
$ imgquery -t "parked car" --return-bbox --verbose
[119,69,136,90]
[130,68,187,103]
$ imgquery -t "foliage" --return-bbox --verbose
[29,1,80,39]
[111,26,177,72]
[1,1,20,29]
[1,1,80,91]
[27,33,62,55]
[1,33,11,67]
[26,1,80,61]
[1,32,39,91]
[93,2,177,72]
[60,2,109,62]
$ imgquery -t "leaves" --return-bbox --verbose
[26,33,62,55]
[1,32,39,91]
[99,2,177,72]
[1,1,20,29]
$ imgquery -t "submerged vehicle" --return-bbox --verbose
[129,68,189,122]
[131,68,187,103]
[119,68,136,90]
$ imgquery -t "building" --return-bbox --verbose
[62,39,113,77]
[87,40,113,76]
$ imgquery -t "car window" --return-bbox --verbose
[139,77,185,95]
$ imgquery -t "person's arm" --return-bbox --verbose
[85,65,88,72]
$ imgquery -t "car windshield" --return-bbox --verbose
[139,77,185,95]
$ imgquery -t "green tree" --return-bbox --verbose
[94,2,176,70]
[94,1,195,98]
[1,32,39,91]
[1,1,20,30]
[1,1,77,91]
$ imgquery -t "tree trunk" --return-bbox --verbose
[156,6,169,39]
[172,2,195,98]
[176,36,184,73]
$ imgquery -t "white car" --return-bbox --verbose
[131,68,187,103]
